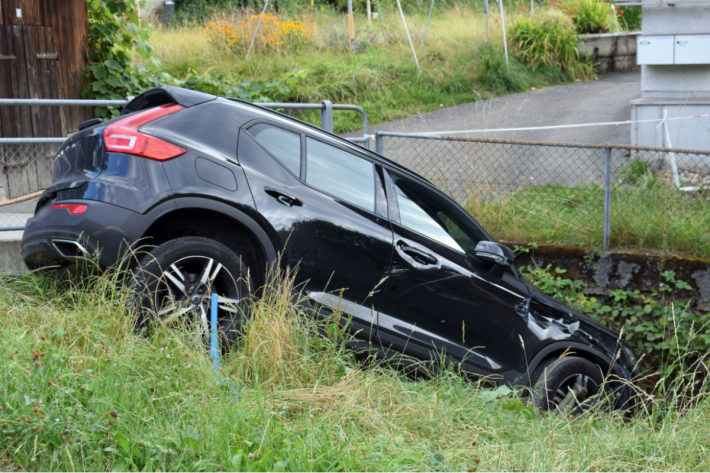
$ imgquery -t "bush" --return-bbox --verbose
[476,44,529,93]
[509,12,595,80]
[550,0,616,34]
[616,5,642,31]
[202,14,313,52]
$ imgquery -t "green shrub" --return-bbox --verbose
[509,12,595,80]
[476,44,529,93]
[550,0,615,34]
[521,263,710,376]
[619,156,653,186]
[617,5,642,31]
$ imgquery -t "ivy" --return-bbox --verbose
[83,0,306,118]
[521,264,710,377]
[83,0,156,116]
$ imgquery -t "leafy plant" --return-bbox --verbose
[84,0,307,118]
[477,44,530,93]
[549,0,615,34]
[83,0,157,116]
[619,156,653,186]
[521,264,710,375]
[616,5,642,31]
[509,12,596,80]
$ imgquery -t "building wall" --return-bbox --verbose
[631,0,710,151]
[641,2,710,99]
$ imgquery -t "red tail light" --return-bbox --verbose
[52,203,88,215]
[103,104,187,161]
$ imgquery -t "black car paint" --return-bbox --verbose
[21,86,637,389]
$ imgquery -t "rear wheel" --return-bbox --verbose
[532,356,605,415]
[130,237,252,346]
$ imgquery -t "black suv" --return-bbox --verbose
[22,86,637,413]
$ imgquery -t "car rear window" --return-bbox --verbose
[306,138,375,212]
[248,123,301,176]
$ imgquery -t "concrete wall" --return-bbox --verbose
[577,32,640,74]
[631,0,710,150]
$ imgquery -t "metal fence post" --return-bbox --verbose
[375,131,383,155]
[320,100,334,133]
[603,143,612,249]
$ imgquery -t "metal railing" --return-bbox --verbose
[0,98,370,141]
[0,98,371,231]
[375,131,710,257]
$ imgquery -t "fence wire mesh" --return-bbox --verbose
[0,143,59,228]
[379,135,710,258]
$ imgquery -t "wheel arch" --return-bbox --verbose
[527,341,616,385]
[139,197,278,289]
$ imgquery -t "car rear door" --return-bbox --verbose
[238,122,392,338]
[377,169,531,375]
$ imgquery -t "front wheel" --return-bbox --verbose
[130,236,252,346]
[531,356,605,415]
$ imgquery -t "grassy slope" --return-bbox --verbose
[2,271,710,471]
[468,184,710,257]
[148,6,572,133]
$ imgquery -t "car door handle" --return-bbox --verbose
[396,241,439,269]
[264,187,302,207]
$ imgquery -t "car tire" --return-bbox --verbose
[129,236,252,347]
[531,356,605,414]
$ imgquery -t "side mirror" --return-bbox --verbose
[474,241,514,276]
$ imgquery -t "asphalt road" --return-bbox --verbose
[366,71,641,144]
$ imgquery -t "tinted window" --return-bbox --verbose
[306,138,375,212]
[248,124,301,176]
[391,172,485,254]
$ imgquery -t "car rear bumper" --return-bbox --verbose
[21,199,147,270]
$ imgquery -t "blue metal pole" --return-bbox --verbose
[210,292,220,369]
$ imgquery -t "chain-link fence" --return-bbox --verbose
[376,133,710,258]
[0,141,62,229]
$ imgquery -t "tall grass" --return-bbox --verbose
[143,5,581,133]
[466,179,710,257]
[2,263,710,471]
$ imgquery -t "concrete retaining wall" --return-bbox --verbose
[507,241,710,311]
[577,32,640,74]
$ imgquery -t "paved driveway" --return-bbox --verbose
[367,71,641,144]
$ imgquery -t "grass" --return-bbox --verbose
[145,5,576,133]
[467,181,710,257]
[2,265,710,471]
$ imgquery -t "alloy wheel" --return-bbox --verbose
[153,255,242,335]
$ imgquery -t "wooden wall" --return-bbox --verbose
[0,0,91,136]
[0,0,90,200]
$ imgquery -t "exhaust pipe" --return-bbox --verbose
[51,239,90,259]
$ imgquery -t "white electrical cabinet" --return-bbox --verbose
[638,35,710,65]
[674,35,710,65]
[637,36,675,65]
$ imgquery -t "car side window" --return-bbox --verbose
[306,138,375,212]
[390,171,485,255]
[248,123,301,177]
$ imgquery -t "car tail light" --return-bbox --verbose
[103,104,187,161]
[52,203,88,215]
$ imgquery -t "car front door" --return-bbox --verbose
[238,123,392,338]
[377,169,531,376]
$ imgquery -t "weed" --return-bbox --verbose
[509,10,596,80]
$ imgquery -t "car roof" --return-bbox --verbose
[124,86,439,190]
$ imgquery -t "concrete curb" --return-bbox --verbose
[0,231,27,275]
